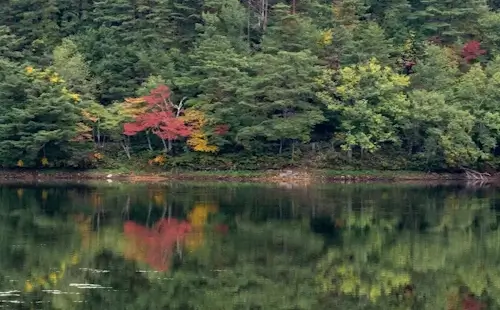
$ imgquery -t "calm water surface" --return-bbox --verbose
[0,181,497,309]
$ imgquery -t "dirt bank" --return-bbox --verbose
[0,169,463,185]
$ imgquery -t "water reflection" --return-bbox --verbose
[0,182,497,309]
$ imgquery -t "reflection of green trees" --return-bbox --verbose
[317,190,499,309]
[2,182,500,309]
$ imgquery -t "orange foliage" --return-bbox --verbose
[82,109,98,123]
[148,154,166,166]
[121,97,149,118]
[71,122,93,142]
[92,152,104,160]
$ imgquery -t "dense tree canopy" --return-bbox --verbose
[3,0,500,171]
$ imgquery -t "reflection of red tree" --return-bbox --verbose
[123,219,192,271]
[448,293,485,310]
[462,295,485,310]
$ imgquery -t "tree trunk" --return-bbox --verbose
[261,0,268,30]
[146,132,153,151]
[161,139,168,153]
[121,136,131,159]
[97,123,101,147]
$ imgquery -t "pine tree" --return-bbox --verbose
[180,33,250,146]
[0,62,91,167]
[0,0,61,64]
[237,50,325,153]
[202,0,249,51]
[261,3,321,53]
[0,26,24,61]
[366,0,412,44]
[169,0,204,50]
[73,28,145,104]
[411,0,489,43]
[91,0,136,42]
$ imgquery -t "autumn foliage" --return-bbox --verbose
[123,85,225,153]
[462,41,486,63]
[123,85,192,143]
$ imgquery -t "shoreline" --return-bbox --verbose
[0,169,465,184]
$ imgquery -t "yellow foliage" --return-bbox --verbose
[25,66,34,74]
[188,203,218,228]
[71,254,79,265]
[49,272,58,284]
[181,109,207,127]
[320,29,333,46]
[182,110,219,153]
[17,159,24,167]
[24,281,33,292]
[367,58,382,73]
[187,131,219,153]
[185,203,218,252]
[49,74,61,83]
[41,157,49,166]
[69,93,81,102]
[125,97,146,104]
[149,154,166,166]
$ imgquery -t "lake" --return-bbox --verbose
[0,181,496,309]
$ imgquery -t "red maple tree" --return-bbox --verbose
[123,85,193,148]
[462,41,486,63]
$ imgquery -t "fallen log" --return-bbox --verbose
[461,167,491,181]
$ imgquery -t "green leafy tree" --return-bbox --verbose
[51,38,99,97]
[317,58,410,156]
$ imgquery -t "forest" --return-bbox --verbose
[2,0,500,171]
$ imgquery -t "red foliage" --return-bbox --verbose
[143,84,172,106]
[214,124,229,135]
[123,218,192,271]
[123,85,193,142]
[462,41,486,63]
